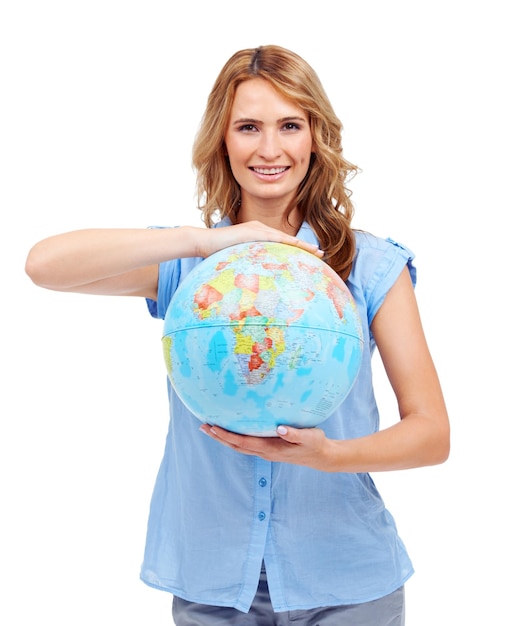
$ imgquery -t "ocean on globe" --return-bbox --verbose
[162,241,364,436]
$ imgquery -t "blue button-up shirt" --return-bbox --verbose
[141,219,415,612]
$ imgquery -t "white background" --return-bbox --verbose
[1,1,513,624]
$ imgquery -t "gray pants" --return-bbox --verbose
[172,567,405,626]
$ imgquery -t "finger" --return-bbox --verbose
[292,239,325,258]
[206,426,261,451]
[276,425,303,443]
[241,222,324,257]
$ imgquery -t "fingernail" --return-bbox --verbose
[277,426,288,435]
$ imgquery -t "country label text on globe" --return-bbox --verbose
[162,242,364,436]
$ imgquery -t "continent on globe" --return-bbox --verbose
[162,241,364,436]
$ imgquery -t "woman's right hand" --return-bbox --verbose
[195,220,324,259]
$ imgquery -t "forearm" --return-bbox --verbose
[25,226,200,290]
[203,408,450,474]
[25,220,324,294]
[324,413,450,473]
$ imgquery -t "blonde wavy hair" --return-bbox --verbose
[192,45,358,280]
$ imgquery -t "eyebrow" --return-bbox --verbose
[231,116,307,126]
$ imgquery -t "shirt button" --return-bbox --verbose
[258,511,266,521]
[258,477,267,487]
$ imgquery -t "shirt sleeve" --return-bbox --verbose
[351,233,416,324]
[145,226,205,320]
[144,226,182,320]
[146,258,182,320]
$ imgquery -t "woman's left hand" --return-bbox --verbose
[199,424,338,471]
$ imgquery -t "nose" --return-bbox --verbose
[257,130,282,161]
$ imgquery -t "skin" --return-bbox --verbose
[224,78,313,233]
[25,78,450,473]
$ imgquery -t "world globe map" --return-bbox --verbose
[162,241,364,436]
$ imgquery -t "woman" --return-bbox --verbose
[25,45,450,625]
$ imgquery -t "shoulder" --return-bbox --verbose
[349,231,417,323]
[354,230,413,257]
[353,231,415,280]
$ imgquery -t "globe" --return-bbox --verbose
[162,241,364,436]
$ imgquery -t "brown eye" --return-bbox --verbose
[282,122,301,131]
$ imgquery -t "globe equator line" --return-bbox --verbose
[165,322,363,339]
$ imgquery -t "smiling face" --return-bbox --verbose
[224,78,313,226]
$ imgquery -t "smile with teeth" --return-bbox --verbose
[251,166,289,175]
